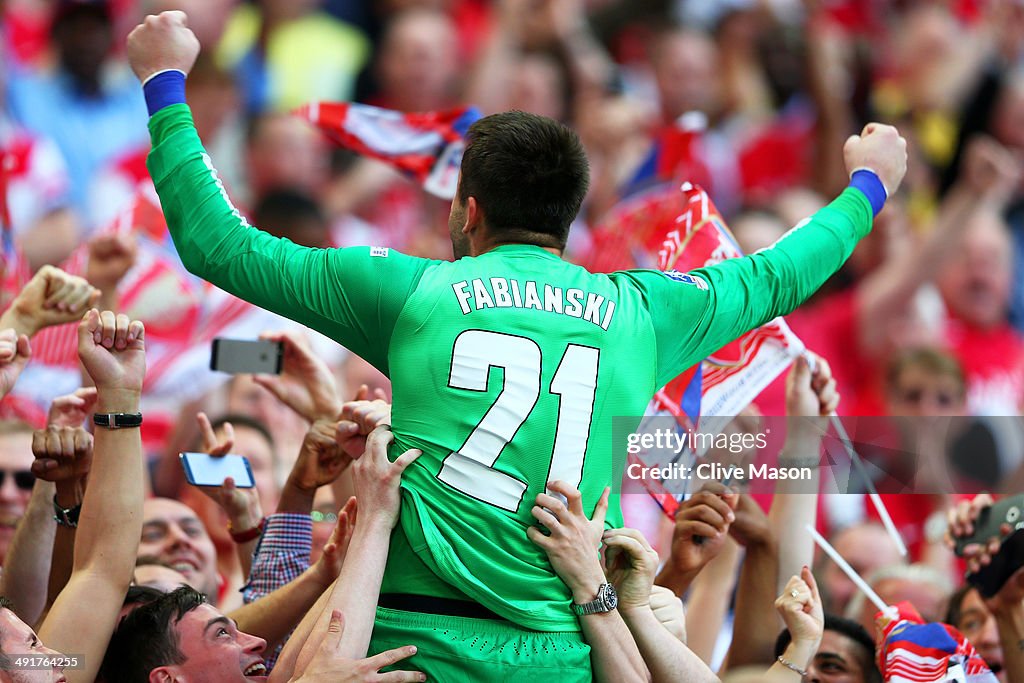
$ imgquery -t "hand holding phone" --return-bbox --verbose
[951,493,1024,597]
[180,452,255,488]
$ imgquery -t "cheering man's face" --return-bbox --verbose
[138,499,219,601]
[146,604,268,682]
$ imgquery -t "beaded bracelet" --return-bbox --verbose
[777,655,808,677]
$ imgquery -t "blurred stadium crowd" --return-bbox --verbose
[0,0,1023,681]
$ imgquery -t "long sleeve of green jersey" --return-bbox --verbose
[145,103,432,374]
[618,188,873,388]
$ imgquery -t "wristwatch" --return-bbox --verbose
[93,412,143,429]
[53,496,81,528]
[571,583,618,616]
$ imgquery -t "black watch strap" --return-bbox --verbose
[53,495,81,528]
[93,412,143,429]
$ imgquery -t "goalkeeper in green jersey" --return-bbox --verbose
[126,11,907,682]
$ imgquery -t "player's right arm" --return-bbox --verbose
[127,12,429,372]
[623,124,907,387]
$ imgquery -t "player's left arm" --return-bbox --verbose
[626,125,906,385]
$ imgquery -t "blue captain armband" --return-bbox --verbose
[848,169,887,217]
[143,69,187,116]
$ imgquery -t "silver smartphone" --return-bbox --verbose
[210,338,283,374]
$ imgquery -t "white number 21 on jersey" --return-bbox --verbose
[437,330,599,512]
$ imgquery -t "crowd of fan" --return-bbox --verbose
[0,0,1023,681]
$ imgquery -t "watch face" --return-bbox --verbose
[600,583,618,611]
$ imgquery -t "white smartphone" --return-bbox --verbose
[179,452,255,488]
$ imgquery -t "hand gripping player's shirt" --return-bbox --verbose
[131,10,906,675]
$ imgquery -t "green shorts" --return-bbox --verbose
[369,607,593,683]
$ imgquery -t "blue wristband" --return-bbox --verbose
[143,70,187,116]
[849,169,887,217]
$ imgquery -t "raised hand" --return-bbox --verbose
[775,567,824,655]
[31,425,93,484]
[785,353,838,422]
[288,610,424,683]
[289,419,354,494]
[309,497,358,588]
[843,123,908,196]
[527,480,610,603]
[193,412,262,527]
[126,10,201,83]
[47,387,99,428]
[944,493,1024,612]
[253,331,342,422]
[649,586,686,643]
[86,233,138,294]
[0,328,30,398]
[728,493,773,549]
[959,135,1022,207]
[603,528,660,612]
[198,411,234,456]
[77,309,145,395]
[946,493,1009,572]
[6,266,99,336]
[350,427,420,529]
[660,486,737,580]
[337,395,391,459]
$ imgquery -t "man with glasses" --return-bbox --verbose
[0,421,34,565]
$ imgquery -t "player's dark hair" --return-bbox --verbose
[458,110,589,249]
[774,613,881,683]
[101,586,205,683]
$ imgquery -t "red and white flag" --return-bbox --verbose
[585,182,805,517]
[653,182,805,436]
[878,602,998,682]
[295,101,481,200]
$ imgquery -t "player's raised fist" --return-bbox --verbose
[126,11,200,84]
[843,123,908,197]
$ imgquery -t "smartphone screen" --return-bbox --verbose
[210,338,283,375]
[179,452,256,488]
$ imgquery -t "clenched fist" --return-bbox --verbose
[126,11,200,84]
[78,310,146,395]
[843,123,908,196]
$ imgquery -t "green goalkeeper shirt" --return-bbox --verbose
[147,104,874,632]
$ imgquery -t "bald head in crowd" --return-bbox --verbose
[937,208,1014,330]
[377,9,459,112]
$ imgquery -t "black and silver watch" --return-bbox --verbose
[571,582,618,616]
[93,412,143,429]
[53,496,81,529]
